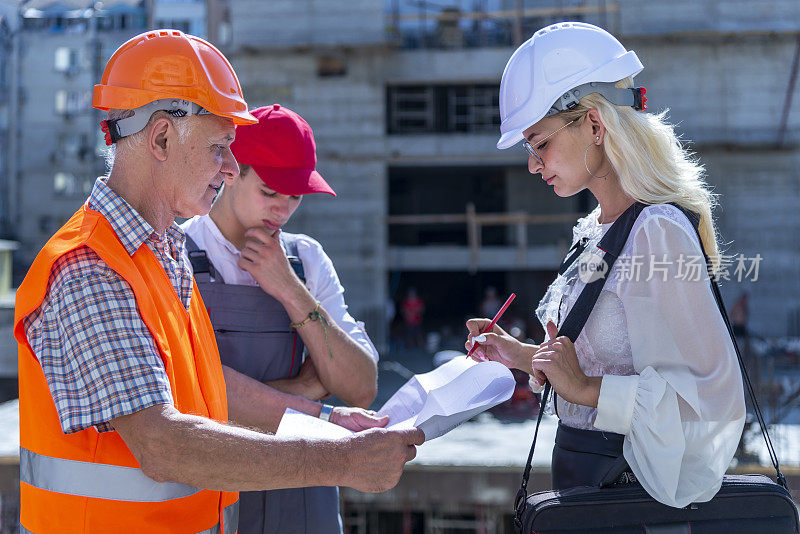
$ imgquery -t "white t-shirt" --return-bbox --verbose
[181,215,379,361]
[537,204,745,508]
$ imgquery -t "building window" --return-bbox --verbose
[97,13,146,32]
[53,172,78,196]
[58,133,91,160]
[387,86,435,134]
[317,56,347,77]
[446,86,499,133]
[0,57,7,93]
[54,47,81,74]
[156,19,191,33]
[217,21,232,46]
[54,172,92,197]
[55,90,90,115]
[387,84,500,134]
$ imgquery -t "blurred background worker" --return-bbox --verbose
[181,104,380,534]
[401,287,425,348]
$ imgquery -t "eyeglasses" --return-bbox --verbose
[523,117,581,166]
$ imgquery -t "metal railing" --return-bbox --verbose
[388,203,582,272]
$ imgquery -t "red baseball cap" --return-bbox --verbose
[230,104,336,196]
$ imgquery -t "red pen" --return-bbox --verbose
[467,292,516,359]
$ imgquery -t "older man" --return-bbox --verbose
[14,30,423,534]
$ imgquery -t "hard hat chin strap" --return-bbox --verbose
[100,98,210,145]
[545,82,647,118]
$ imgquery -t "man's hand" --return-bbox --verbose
[331,407,389,432]
[339,428,425,492]
[238,227,305,302]
[111,403,425,492]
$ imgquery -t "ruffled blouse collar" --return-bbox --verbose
[535,206,612,336]
[573,205,613,243]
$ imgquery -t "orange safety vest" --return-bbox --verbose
[14,205,239,534]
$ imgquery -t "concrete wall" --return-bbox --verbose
[616,0,800,35]
[384,35,800,147]
[628,36,800,146]
[229,0,385,49]
[703,149,800,337]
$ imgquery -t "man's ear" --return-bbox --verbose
[148,118,171,162]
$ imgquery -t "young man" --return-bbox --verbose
[181,104,380,534]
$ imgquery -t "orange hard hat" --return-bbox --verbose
[92,29,257,126]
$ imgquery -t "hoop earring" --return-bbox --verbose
[585,143,610,179]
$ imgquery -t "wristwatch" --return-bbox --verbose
[319,404,334,422]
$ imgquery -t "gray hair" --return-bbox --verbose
[105,108,196,171]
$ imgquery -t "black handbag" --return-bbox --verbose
[512,203,799,533]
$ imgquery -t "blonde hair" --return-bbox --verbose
[558,77,721,272]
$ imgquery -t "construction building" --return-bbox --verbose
[225,0,800,353]
[4,0,800,351]
[0,0,800,532]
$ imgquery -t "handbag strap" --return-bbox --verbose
[513,203,787,532]
[677,207,787,489]
[513,202,644,531]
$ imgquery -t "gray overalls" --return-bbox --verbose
[186,232,343,534]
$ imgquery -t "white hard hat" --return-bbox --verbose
[497,22,644,150]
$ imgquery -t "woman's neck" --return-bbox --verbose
[588,174,635,225]
[209,193,247,250]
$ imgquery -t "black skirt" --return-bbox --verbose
[551,422,637,489]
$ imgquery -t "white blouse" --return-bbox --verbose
[536,204,745,508]
[181,215,379,361]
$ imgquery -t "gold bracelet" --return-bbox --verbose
[290,301,334,359]
[290,301,321,329]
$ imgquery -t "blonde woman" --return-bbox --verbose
[465,22,745,508]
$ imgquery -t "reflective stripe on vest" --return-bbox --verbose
[194,500,240,534]
[21,500,238,534]
[20,525,220,534]
[20,447,201,502]
[223,499,240,534]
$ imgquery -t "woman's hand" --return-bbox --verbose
[533,321,601,407]
[465,318,537,376]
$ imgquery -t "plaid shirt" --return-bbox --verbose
[23,177,194,434]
